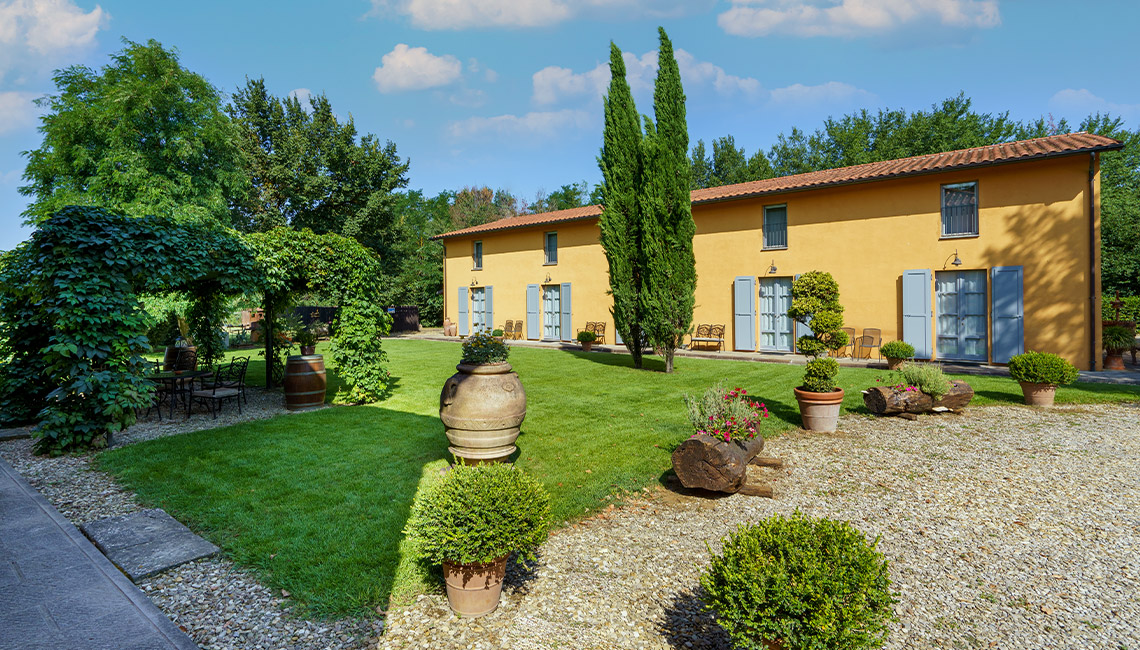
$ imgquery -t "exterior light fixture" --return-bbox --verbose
[471,278,477,286]
[768,260,778,274]
[951,250,963,267]
[544,273,552,283]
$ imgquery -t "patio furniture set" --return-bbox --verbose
[145,348,250,421]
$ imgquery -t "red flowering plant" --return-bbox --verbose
[684,385,771,442]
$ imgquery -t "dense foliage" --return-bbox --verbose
[879,341,915,360]
[404,463,550,566]
[684,385,770,442]
[460,331,509,365]
[788,271,848,392]
[20,39,242,227]
[896,362,953,400]
[1104,294,1140,323]
[701,512,896,650]
[1007,352,1079,386]
[0,207,256,453]
[1101,326,1135,353]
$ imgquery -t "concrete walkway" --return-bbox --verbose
[393,329,1140,386]
[0,458,197,650]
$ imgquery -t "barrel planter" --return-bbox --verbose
[439,362,526,463]
[284,355,326,410]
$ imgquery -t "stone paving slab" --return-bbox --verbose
[0,426,31,441]
[81,509,219,582]
[0,458,198,650]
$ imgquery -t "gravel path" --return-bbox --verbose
[3,401,1139,649]
[378,403,1140,650]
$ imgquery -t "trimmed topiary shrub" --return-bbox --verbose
[880,340,915,360]
[701,511,896,650]
[403,463,550,566]
[1007,351,1079,386]
[460,331,510,365]
[577,330,597,343]
[803,358,840,393]
[788,271,848,392]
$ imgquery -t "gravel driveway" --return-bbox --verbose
[3,402,1138,650]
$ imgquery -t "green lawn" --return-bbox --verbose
[101,339,1140,617]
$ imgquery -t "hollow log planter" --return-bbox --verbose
[671,434,765,494]
[862,381,974,417]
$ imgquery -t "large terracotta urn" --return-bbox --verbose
[439,363,527,463]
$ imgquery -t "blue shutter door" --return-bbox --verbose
[484,286,493,333]
[991,266,1024,363]
[902,269,933,359]
[457,287,469,336]
[526,284,540,340]
[733,276,756,351]
[559,283,572,341]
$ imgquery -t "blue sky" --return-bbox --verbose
[2,0,1138,251]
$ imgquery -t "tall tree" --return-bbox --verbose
[597,41,646,368]
[20,39,243,226]
[377,189,454,324]
[639,27,696,374]
[529,182,588,213]
[448,186,520,229]
[1081,114,1140,297]
[228,79,410,246]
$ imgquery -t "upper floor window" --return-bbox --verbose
[763,205,788,250]
[544,232,558,265]
[473,240,483,269]
[941,182,978,238]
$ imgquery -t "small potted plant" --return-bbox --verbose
[1007,351,1078,406]
[1102,325,1135,371]
[787,271,849,432]
[879,340,915,371]
[672,385,771,493]
[295,324,318,356]
[404,463,550,617]
[491,328,505,341]
[701,511,896,650]
[576,330,597,352]
[439,332,526,463]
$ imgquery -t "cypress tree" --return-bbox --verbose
[598,42,645,368]
[640,27,696,373]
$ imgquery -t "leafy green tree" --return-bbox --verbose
[1081,114,1140,297]
[529,182,589,213]
[377,189,454,325]
[228,78,410,246]
[690,136,773,189]
[639,27,696,374]
[20,39,243,226]
[597,41,646,368]
[448,186,520,229]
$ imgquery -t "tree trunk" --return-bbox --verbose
[863,381,974,416]
[671,434,765,493]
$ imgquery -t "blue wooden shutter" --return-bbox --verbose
[526,284,540,340]
[991,266,1024,363]
[733,276,756,350]
[457,287,469,336]
[559,283,572,341]
[484,286,493,333]
[792,274,813,348]
[902,269,933,359]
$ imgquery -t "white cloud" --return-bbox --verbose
[0,168,22,185]
[376,0,569,29]
[1049,88,1140,121]
[768,81,873,105]
[0,91,40,135]
[448,88,487,108]
[372,43,462,93]
[0,0,107,80]
[447,109,592,139]
[287,88,313,110]
[531,49,758,105]
[718,0,1000,37]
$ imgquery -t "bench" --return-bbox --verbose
[689,324,725,352]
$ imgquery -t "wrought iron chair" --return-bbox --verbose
[857,328,882,360]
[838,327,856,358]
[593,321,607,345]
[503,320,514,338]
[192,359,243,419]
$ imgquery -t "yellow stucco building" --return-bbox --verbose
[434,133,1123,370]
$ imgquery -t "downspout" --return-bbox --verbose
[1088,152,1098,371]
[441,242,448,329]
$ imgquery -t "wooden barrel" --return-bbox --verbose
[284,355,326,410]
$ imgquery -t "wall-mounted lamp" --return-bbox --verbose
[544,273,552,283]
[768,260,778,274]
[951,250,963,267]
[470,277,477,286]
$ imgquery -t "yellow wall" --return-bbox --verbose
[443,154,1102,369]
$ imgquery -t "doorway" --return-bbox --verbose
[935,270,987,361]
[470,287,486,332]
[760,277,794,352]
[542,285,560,340]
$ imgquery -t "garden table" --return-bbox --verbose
[148,370,212,420]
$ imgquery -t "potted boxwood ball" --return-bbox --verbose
[1007,351,1078,406]
[879,340,915,371]
[1102,325,1135,371]
[576,329,597,352]
[787,271,849,432]
[404,463,550,617]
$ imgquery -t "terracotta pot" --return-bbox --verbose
[1019,381,1056,406]
[442,556,508,617]
[793,386,845,432]
[886,357,905,370]
[581,341,593,352]
[284,355,326,410]
[1104,351,1126,371]
[440,363,526,463]
[300,345,316,356]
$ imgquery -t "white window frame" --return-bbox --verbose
[940,182,979,238]
[472,240,483,270]
[544,232,558,265]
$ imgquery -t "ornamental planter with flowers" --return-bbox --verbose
[671,385,771,493]
[863,362,974,416]
[439,332,527,463]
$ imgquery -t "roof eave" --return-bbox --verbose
[430,211,602,241]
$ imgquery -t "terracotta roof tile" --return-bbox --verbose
[433,132,1122,240]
